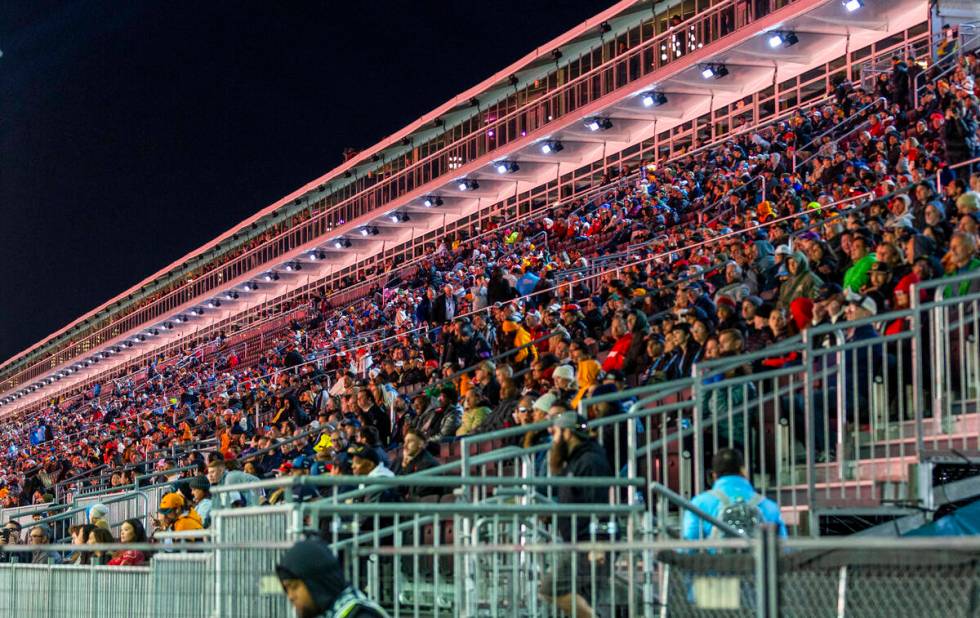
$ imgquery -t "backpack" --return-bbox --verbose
[708,489,765,539]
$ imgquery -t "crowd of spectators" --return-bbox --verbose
[0,45,978,568]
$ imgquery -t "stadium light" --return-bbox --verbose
[767,32,799,48]
[283,262,302,272]
[333,238,352,249]
[585,117,613,131]
[458,179,480,191]
[262,271,280,281]
[843,0,863,10]
[207,299,222,309]
[701,64,729,79]
[495,161,520,174]
[388,212,411,223]
[423,196,443,207]
[243,283,259,292]
[541,140,564,154]
[641,92,668,107]
[308,250,327,261]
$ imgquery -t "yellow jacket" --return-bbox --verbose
[572,359,602,408]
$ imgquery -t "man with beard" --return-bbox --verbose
[539,412,613,618]
[391,428,441,501]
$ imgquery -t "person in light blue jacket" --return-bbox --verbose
[682,448,787,540]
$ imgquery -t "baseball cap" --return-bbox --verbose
[348,445,380,465]
[159,492,185,512]
[552,411,591,439]
[844,290,878,315]
[815,283,843,301]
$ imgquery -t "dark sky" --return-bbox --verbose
[0,0,600,363]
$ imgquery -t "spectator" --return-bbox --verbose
[540,412,614,618]
[154,492,203,533]
[348,445,398,503]
[0,521,24,564]
[207,455,260,508]
[108,518,148,566]
[391,429,441,501]
[29,524,61,564]
[456,388,492,437]
[682,448,786,540]
[86,527,115,566]
[189,476,213,528]
[276,538,387,617]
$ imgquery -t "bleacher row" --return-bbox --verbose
[0,17,979,618]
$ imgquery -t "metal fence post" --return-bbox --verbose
[691,363,705,496]
[754,525,779,618]
[801,330,818,536]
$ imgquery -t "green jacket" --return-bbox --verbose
[943,257,980,298]
[843,254,877,292]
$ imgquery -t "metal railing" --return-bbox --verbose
[5,533,980,618]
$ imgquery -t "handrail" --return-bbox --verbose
[936,156,980,191]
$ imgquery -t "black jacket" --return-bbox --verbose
[391,450,442,500]
[277,539,386,618]
[555,439,614,541]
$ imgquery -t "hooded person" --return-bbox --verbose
[500,313,538,369]
[751,239,777,293]
[276,538,388,618]
[777,250,823,310]
[571,354,603,409]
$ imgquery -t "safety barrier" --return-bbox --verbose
[213,504,297,618]
[3,483,980,617]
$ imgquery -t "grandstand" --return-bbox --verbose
[1,0,980,615]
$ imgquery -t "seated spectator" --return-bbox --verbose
[457,388,492,437]
[682,448,786,540]
[29,524,61,564]
[189,476,213,528]
[153,492,203,534]
[0,521,24,564]
[391,428,441,501]
[348,445,398,503]
[207,454,261,507]
[86,527,115,566]
[108,518,148,566]
[68,523,96,564]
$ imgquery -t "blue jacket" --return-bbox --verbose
[682,475,787,540]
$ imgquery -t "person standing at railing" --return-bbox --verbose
[539,411,614,618]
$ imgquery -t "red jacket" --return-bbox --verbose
[602,334,633,372]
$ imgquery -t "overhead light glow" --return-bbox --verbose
[843,0,862,11]
[541,140,564,154]
[585,117,613,132]
[641,92,668,107]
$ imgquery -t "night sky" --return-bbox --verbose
[0,0,601,364]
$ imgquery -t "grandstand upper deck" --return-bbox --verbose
[0,0,929,413]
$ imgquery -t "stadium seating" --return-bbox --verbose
[1,3,980,617]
